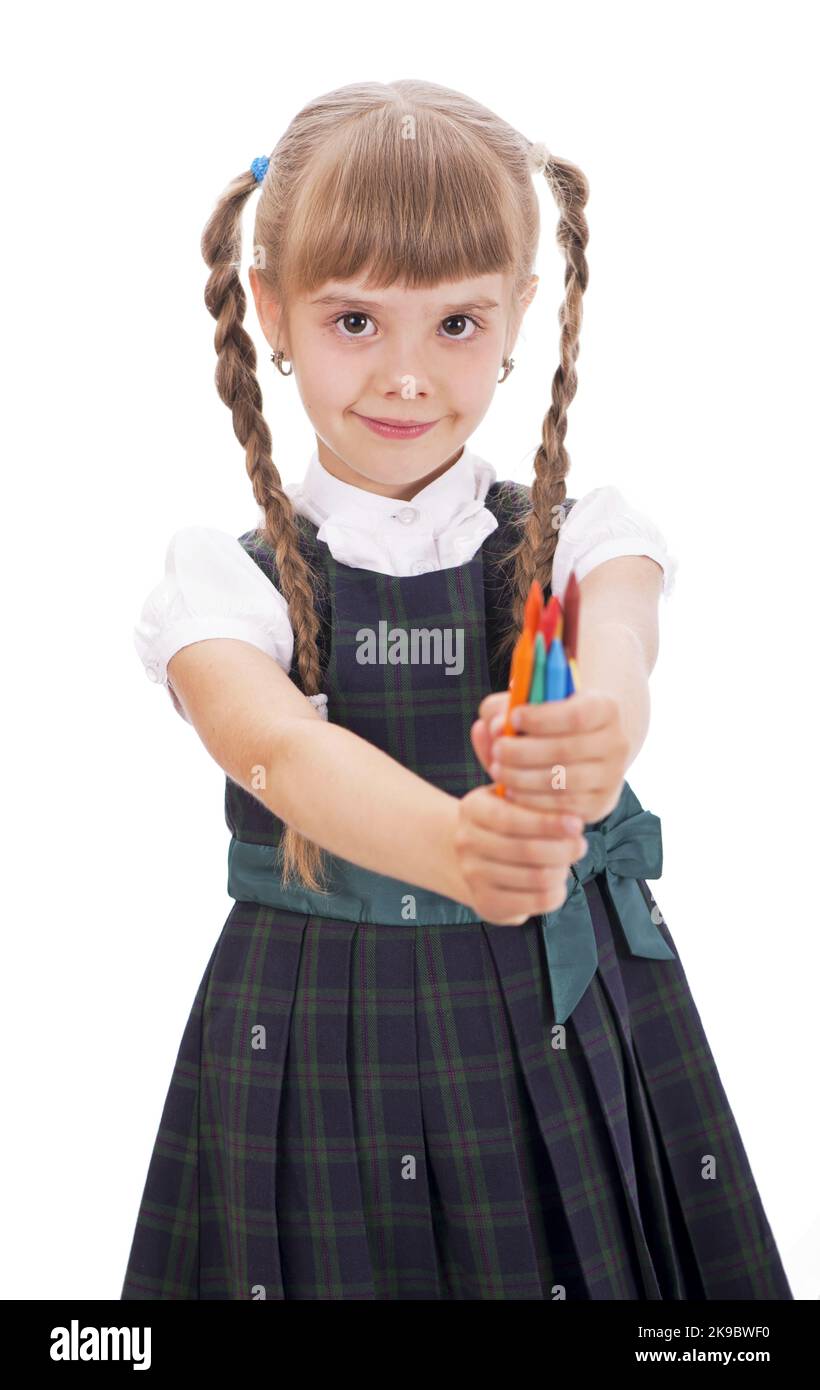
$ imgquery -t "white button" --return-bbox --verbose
[395,507,418,524]
[411,561,433,575]
[146,661,160,683]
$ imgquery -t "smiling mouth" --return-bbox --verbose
[361,415,437,426]
[354,413,440,437]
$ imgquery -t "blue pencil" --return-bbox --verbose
[545,636,568,701]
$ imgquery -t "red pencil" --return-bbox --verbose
[563,570,580,660]
[539,593,563,649]
[524,579,543,639]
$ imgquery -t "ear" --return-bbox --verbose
[520,274,539,312]
[248,266,284,351]
[504,274,539,357]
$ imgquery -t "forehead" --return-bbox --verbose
[304,272,510,312]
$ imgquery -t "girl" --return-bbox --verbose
[121,79,792,1301]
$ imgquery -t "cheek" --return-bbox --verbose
[452,340,505,400]
[299,342,359,402]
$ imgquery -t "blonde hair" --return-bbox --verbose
[200,79,590,892]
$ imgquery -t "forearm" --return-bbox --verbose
[576,620,651,770]
[169,639,469,900]
[254,716,467,901]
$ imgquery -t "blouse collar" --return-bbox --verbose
[283,443,500,576]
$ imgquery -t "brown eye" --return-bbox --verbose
[335,312,375,338]
[440,315,479,340]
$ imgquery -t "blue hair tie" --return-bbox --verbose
[250,155,269,184]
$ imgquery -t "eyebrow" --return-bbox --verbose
[310,293,500,313]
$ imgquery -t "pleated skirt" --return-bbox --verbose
[120,876,793,1300]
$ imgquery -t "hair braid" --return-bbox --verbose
[201,170,331,892]
[493,153,591,680]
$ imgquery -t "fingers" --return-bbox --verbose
[504,782,624,825]
[466,862,572,922]
[490,730,609,770]
[479,691,621,745]
[464,816,586,871]
[474,878,571,923]
[489,756,611,795]
[464,850,581,892]
[457,787,583,924]
[468,786,583,839]
[469,718,493,776]
[478,691,510,723]
[462,789,587,867]
[494,767,611,811]
[488,725,627,800]
[505,690,618,738]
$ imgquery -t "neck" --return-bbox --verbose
[315,439,466,501]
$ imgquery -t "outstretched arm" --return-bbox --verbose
[572,553,663,769]
[167,638,467,901]
[165,636,587,923]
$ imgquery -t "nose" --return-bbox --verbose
[370,333,434,399]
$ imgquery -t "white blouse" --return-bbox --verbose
[134,445,678,723]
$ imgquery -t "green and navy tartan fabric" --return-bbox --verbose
[121,481,793,1300]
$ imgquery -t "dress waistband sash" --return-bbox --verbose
[226,780,674,1025]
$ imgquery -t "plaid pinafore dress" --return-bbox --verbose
[121,480,793,1301]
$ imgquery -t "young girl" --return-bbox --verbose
[121,79,792,1301]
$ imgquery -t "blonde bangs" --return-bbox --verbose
[276,108,531,300]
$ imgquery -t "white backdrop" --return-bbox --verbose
[2,0,816,1300]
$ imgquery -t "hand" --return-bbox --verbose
[453,785,588,926]
[471,689,630,825]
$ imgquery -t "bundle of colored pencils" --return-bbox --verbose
[494,571,581,798]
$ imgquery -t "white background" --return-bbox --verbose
[2,0,816,1300]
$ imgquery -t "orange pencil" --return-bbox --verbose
[493,627,534,797]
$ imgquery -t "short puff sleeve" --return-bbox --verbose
[133,527,320,725]
[551,487,678,604]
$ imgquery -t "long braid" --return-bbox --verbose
[494,153,591,679]
[201,170,330,891]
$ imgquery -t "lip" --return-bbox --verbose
[355,413,439,439]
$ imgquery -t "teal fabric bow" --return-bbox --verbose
[541,781,675,1024]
